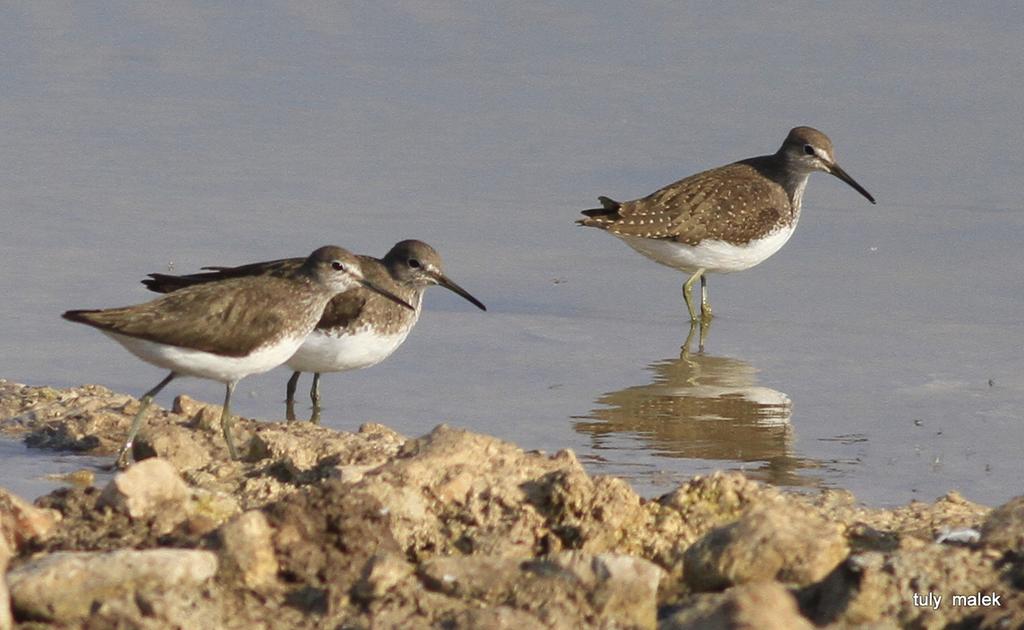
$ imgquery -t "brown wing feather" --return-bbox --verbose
[65,275,324,357]
[579,160,792,246]
[316,290,368,330]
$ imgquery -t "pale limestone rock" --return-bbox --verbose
[662,582,814,630]
[7,548,217,622]
[353,552,416,600]
[684,503,848,590]
[550,551,664,629]
[218,510,278,590]
[0,531,11,630]
[418,552,662,629]
[808,545,1003,627]
[0,487,60,551]
[981,495,1024,553]
[98,457,190,520]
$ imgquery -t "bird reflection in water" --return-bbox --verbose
[574,348,822,488]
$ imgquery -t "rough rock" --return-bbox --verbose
[663,582,815,630]
[684,503,848,591]
[414,552,661,629]
[803,542,1005,627]
[7,548,217,622]
[0,491,58,629]
[659,471,786,537]
[2,382,1022,629]
[835,490,991,551]
[262,480,403,621]
[353,552,416,600]
[143,424,213,472]
[0,488,60,551]
[0,529,11,630]
[98,457,190,519]
[0,381,134,454]
[549,552,663,628]
[349,425,656,561]
[218,510,279,590]
[981,495,1024,553]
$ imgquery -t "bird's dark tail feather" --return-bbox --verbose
[61,309,99,324]
[141,273,206,294]
[577,196,622,224]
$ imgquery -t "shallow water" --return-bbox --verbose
[2,5,1023,506]
[0,438,112,500]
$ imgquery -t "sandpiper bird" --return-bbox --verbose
[143,240,487,422]
[64,245,413,468]
[577,126,875,323]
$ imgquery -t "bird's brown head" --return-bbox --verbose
[384,240,486,311]
[779,126,875,204]
[304,246,414,309]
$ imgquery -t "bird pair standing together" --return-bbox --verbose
[67,125,874,468]
[65,241,485,468]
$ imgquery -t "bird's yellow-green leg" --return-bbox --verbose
[116,372,176,469]
[285,371,301,421]
[682,268,707,323]
[680,318,711,356]
[681,321,698,355]
[221,381,240,460]
[700,274,713,323]
[698,315,710,352]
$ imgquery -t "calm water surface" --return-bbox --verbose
[2,4,1022,507]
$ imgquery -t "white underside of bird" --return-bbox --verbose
[617,223,797,275]
[286,326,415,373]
[104,331,305,383]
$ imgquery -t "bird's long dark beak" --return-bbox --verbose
[358,278,415,310]
[428,271,487,311]
[828,163,876,204]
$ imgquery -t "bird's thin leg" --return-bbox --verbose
[700,274,713,323]
[681,322,698,356]
[221,381,240,460]
[116,372,176,469]
[680,320,711,355]
[682,268,706,323]
[309,373,322,425]
[285,371,301,422]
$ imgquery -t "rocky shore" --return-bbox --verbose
[0,379,1021,628]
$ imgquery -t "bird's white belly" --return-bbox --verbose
[286,328,412,373]
[617,227,795,274]
[105,331,304,383]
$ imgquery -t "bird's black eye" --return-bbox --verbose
[408,259,421,269]
[331,261,346,272]
[803,144,815,156]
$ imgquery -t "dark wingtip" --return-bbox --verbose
[141,274,178,294]
[62,309,91,324]
[579,195,621,221]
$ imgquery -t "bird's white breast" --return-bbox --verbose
[286,327,413,373]
[104,331,305,383]
[617,225,796,275]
